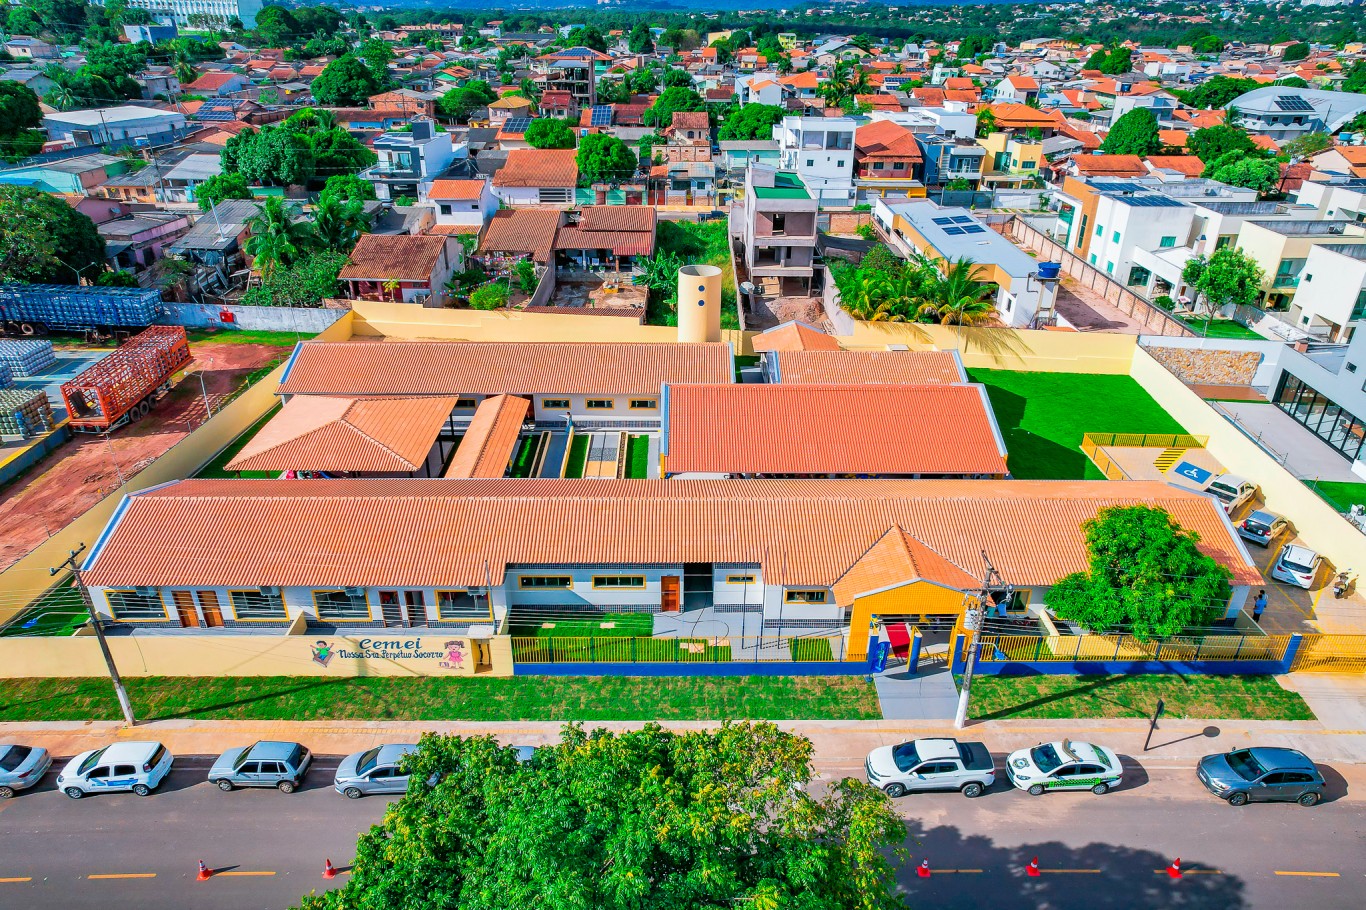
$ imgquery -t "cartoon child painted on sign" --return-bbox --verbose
[311,640,334,667]
[439,640,466,671]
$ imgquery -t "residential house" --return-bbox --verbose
[3,36,56,60]
[98,212,192,272]
[423,178,499,235]
[776,115,857,207]
[337,233,464,307]
[853,120,926,202]
[1228,87,1366,142]
[369,89,438,119]
[739,164,819,296]
[992,74,1040,105]
[42,106,187,148]
[538,91,574,119]
[488,94,534,126]
[476,208,564,268]
[917,136,987,188]
[532,47,609,110]
[1234,218,1366,311]
[358,121,463,202]
[492,148,579,206]
[0,154,128,195]
[555,205,657,272]
[184,72,249,97]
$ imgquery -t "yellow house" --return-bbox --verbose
[976,132,1045,183]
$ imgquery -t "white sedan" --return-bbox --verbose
[1005,740,1122,796]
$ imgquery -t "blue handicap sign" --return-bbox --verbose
[1171,461,1212,485]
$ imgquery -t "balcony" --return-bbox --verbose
[1272,275,1301,289]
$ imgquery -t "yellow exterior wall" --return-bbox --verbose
[836,322,1140,373]
[847,580,968,645]
[0,632,513,678]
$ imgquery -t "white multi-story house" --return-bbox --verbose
[357,121,464,202]
[776,116,856,207]
[91,0,264,28]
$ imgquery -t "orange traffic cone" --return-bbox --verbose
[1025,856,1041,878]
[917,859,931,879]
[196,860,211,881]
[1167,858,1182,880]
[323,859,337,880]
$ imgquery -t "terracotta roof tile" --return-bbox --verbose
[663,383,1008,476]
[82,478,1262,589]
[1071,154,1147,177]
[226,396,458,473]
[751,322,841,353]
[479,207,563,262]
[338,234,449,281]
[1144,155,1204,176]
[427,179,485,200]
[278,340,732,398]
[773,350,965,384]
[578,206,656,233]
[444,395,530,478]
[832,526,980,601]
[855,119,924,161]
[493,148,578,188]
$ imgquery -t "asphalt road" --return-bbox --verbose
[0,752,1361,909]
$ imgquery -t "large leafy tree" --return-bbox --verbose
[244,197,314,276]
[311,194,368,253]
[0,82,44,163]
[1281,42,1310,63]
[1208,155,1280,196]
[1047,505,1232,640]
[1181,247,1266,324]
[1186,124,1256,163]
[0,186,105,283]
[438,80,497,122]
[718,104,783,141]
[627,22,653,54]
[307,127,377,178]
[223,127,315,186]
[195,172,252,211]
[566,25,608,52]
[359,38,394,89]
[1175,75,1261,110]
[576,133,637,186]
[524,118,576,150]
[1100,107,1162,156]
[253,6,300,47]
[310,54,382,107]
[915,257,996,326]
[643,86,705,128]
[297,723,907,910]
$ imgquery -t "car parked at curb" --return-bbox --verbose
[0,743,52,798]
[1270,544,1322,589]
[1237,510,1289,547]
[209,741,311,793]
[56,741,173,799]
[334,744,418,798]
[1197,747,1326,807]
[1005,740,1122,796]
[865,738,996,798]
[1205,474,1258,516]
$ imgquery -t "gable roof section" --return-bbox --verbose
[478,207,563,262]
[832,526,980,603]
[444,394,530,478]
[493,148,579,187]
[751,321,841,353]
[1144,155,1205,177]
[427,179,485,200]
[855,119,923,161]
[663,383,1008,477]
[226,396,458,473]
[338,234,448,281]
[82,478,1263,590]
[1070,154,1147,177]
[278,340,733,398]
[773,349,965,384]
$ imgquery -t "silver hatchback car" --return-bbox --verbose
[0,743,52,799]
[209,741,311,793]
[334,744,418,799]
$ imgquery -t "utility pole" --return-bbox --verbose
[51,546,135,726]
[954,550,1012,730]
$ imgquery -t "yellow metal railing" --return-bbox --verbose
[1291,635,1366,674]
[1082,432,1209,450]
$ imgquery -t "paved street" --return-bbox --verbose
[0,744,1361,910]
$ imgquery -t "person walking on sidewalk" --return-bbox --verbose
[1253,590,1268,623]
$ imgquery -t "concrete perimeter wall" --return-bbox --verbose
[159,304,349,334]
[836,322,1139,374]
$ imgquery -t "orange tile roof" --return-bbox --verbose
[82,478,1262,589]
[1144,155,1205,177]
[578,206,656,232]
[493,148,579,188]
[1071,154,1147,177]
[278,341,733,398]
[989,103,1058,129]
[443,394,530,478]
[226,396,458,473]
[479,207,562,262]
[1007,74,1039,91]
[1158,129,1188,148]
[663,384,1008,477]
[772,350,965,384]
[855,119,924,162]
[338,234,449,282]
[751,322,841,353]
[427,179,485,200]
[781,71,820,89]
[943,77,976,91]
[832,526,980,601]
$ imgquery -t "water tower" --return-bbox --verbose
[1030,261,1063,328]
[677,264,722,343]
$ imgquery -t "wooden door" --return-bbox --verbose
[197,591,224,627]
[172,591,199,628]
[661,576,680,613]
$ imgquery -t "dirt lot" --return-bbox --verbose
[0,340,288,573]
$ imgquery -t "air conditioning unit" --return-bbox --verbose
[259,586,281,597]
[134,586,157,597]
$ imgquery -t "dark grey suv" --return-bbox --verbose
[1197,747,1326,806]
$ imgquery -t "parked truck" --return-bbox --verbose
[61,326,192,433]
[0,284,162,337]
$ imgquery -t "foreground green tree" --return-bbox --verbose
[310,54,382,107]
[524,118,576,149]
[1208,155,1280,196]
[576,133,637,185]
[245,197,314,277]
[1100,108,1162,156]
[297,723,907,910]
[643,86,705,128]
[1047,505,1233,640]
[1181,246,1266,326]
[1187,124,1257,164]
[196,172,252,211]
[719,103,784,141]
[0,186,105,283]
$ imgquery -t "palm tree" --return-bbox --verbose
[244,197,315,277]
[915,257,997,326]
[312,195,367,254]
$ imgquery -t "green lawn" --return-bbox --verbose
[0,583,88,638]
[625,434,650,478]
[650,220,740,329]
[0,676,882,721]
[967,370,1187,479]
[509,435,540,478]
[1180,318,1264,341]
[196,404,281,479]
[512,637,735,664]
[1305,480,1366,513]
[564,433,590,479]
[185,328,316,347]
[508,611,656,638]
[966,674,1313,721]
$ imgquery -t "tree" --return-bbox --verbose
[252,5,299,47]
[1281,42,1310,63]
[642,86,704,128]
[311,55,382,107]
[359,38,394,88]
[1182,247,1266,325]
[662,69,695,88]
[1280,132,1332,160]
[94,269,139,287]
[308,127,377,177]
[1047,505,1232,640]
[0,186,105,284]
[244,197,313,276]
[196,172,252,211]
[320,174,376,204]
[1085,47,1132,75]
[240,249,347,307]
[566,25,608,53]
[718,103,784,141]
[311,194,367,253]
[1084,49,1108,71]
[1100,107,1162,156]
[1175,75,1261,110]
[1186,124,1256,164]
[576,133,637,186]
[915,257,996,326]
[0,82,43,163]
[468,282,509,310]
[297,723,907,910]
[623,67,658,96]
[627,22,653,54]
[1209,155,1280,196]
[975,107,997,137]
[524,118,576,150]
[438,80,496,122]
[223,127,315,186]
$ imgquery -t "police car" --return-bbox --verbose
[55,741,174,799]
[1005,740,1122,796]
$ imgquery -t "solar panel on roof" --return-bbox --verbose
[951,215,975,224]
[590,105,612,126]
[193,110,235,121]
[942,226,966,235]
[503,117,532,133]
[1273,95,1314,112]
[962,225,986,234]
[931,216,955,225]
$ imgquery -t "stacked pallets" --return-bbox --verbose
[0,339,57,377]
[0,284,162,330]
[0,389,55,438]
[0,360,11,389]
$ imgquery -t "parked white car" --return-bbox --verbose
[1005,740,1122,796]
[0,743,52,798]
[1205,474,1258,516]
[56,741,173,799]
[865,738,996,798]
[1270,544,1321,589]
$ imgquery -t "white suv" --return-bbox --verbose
[1205,474,1258,516]
[56,742,173,799]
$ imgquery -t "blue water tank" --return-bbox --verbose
[1037,262,1062,280]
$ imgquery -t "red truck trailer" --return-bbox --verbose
[61,326,193,433]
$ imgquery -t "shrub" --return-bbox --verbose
[856,224,876,240]
[1154,294,1175,311]
[469,282,509,310]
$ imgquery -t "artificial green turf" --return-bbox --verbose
[0,675,882,721]
[185,328,316,347]
[965,674,1314,721]
[0,584,88,638]
[791,638,836,661]
[1178,318,1264,340]
[195,403,281,479]
[966,369,1187,479]
[508,612,656,638]
[564,434,590,479]
[512,637,734,664]
[625,434,650,478]
[1305,480,1366,512]
[509,435,540,478]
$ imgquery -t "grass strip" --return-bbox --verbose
[965,674,1313,721]
[564,433,590,479]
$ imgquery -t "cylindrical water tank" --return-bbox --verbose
[677,264,722,343]
[1037,262,1062,280]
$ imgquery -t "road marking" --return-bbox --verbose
[0,877,33,883]
[1039,869,1102,874]
[214,871,276,877]
[1275,871,1340,878]
[87,873,156,880]
[935,869,983,874]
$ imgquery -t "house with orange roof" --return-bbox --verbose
[1172,108,1226,130]
[854,119,926,199]
[992,74,1039,105]
[422,178,498,232]
[338,234,464,308]
[1158,129,1188,149]
[492,148,579,206]
[977,104,1057,184]
[1143,156,1206,179]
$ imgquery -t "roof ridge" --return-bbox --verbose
[340,402,420,469]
